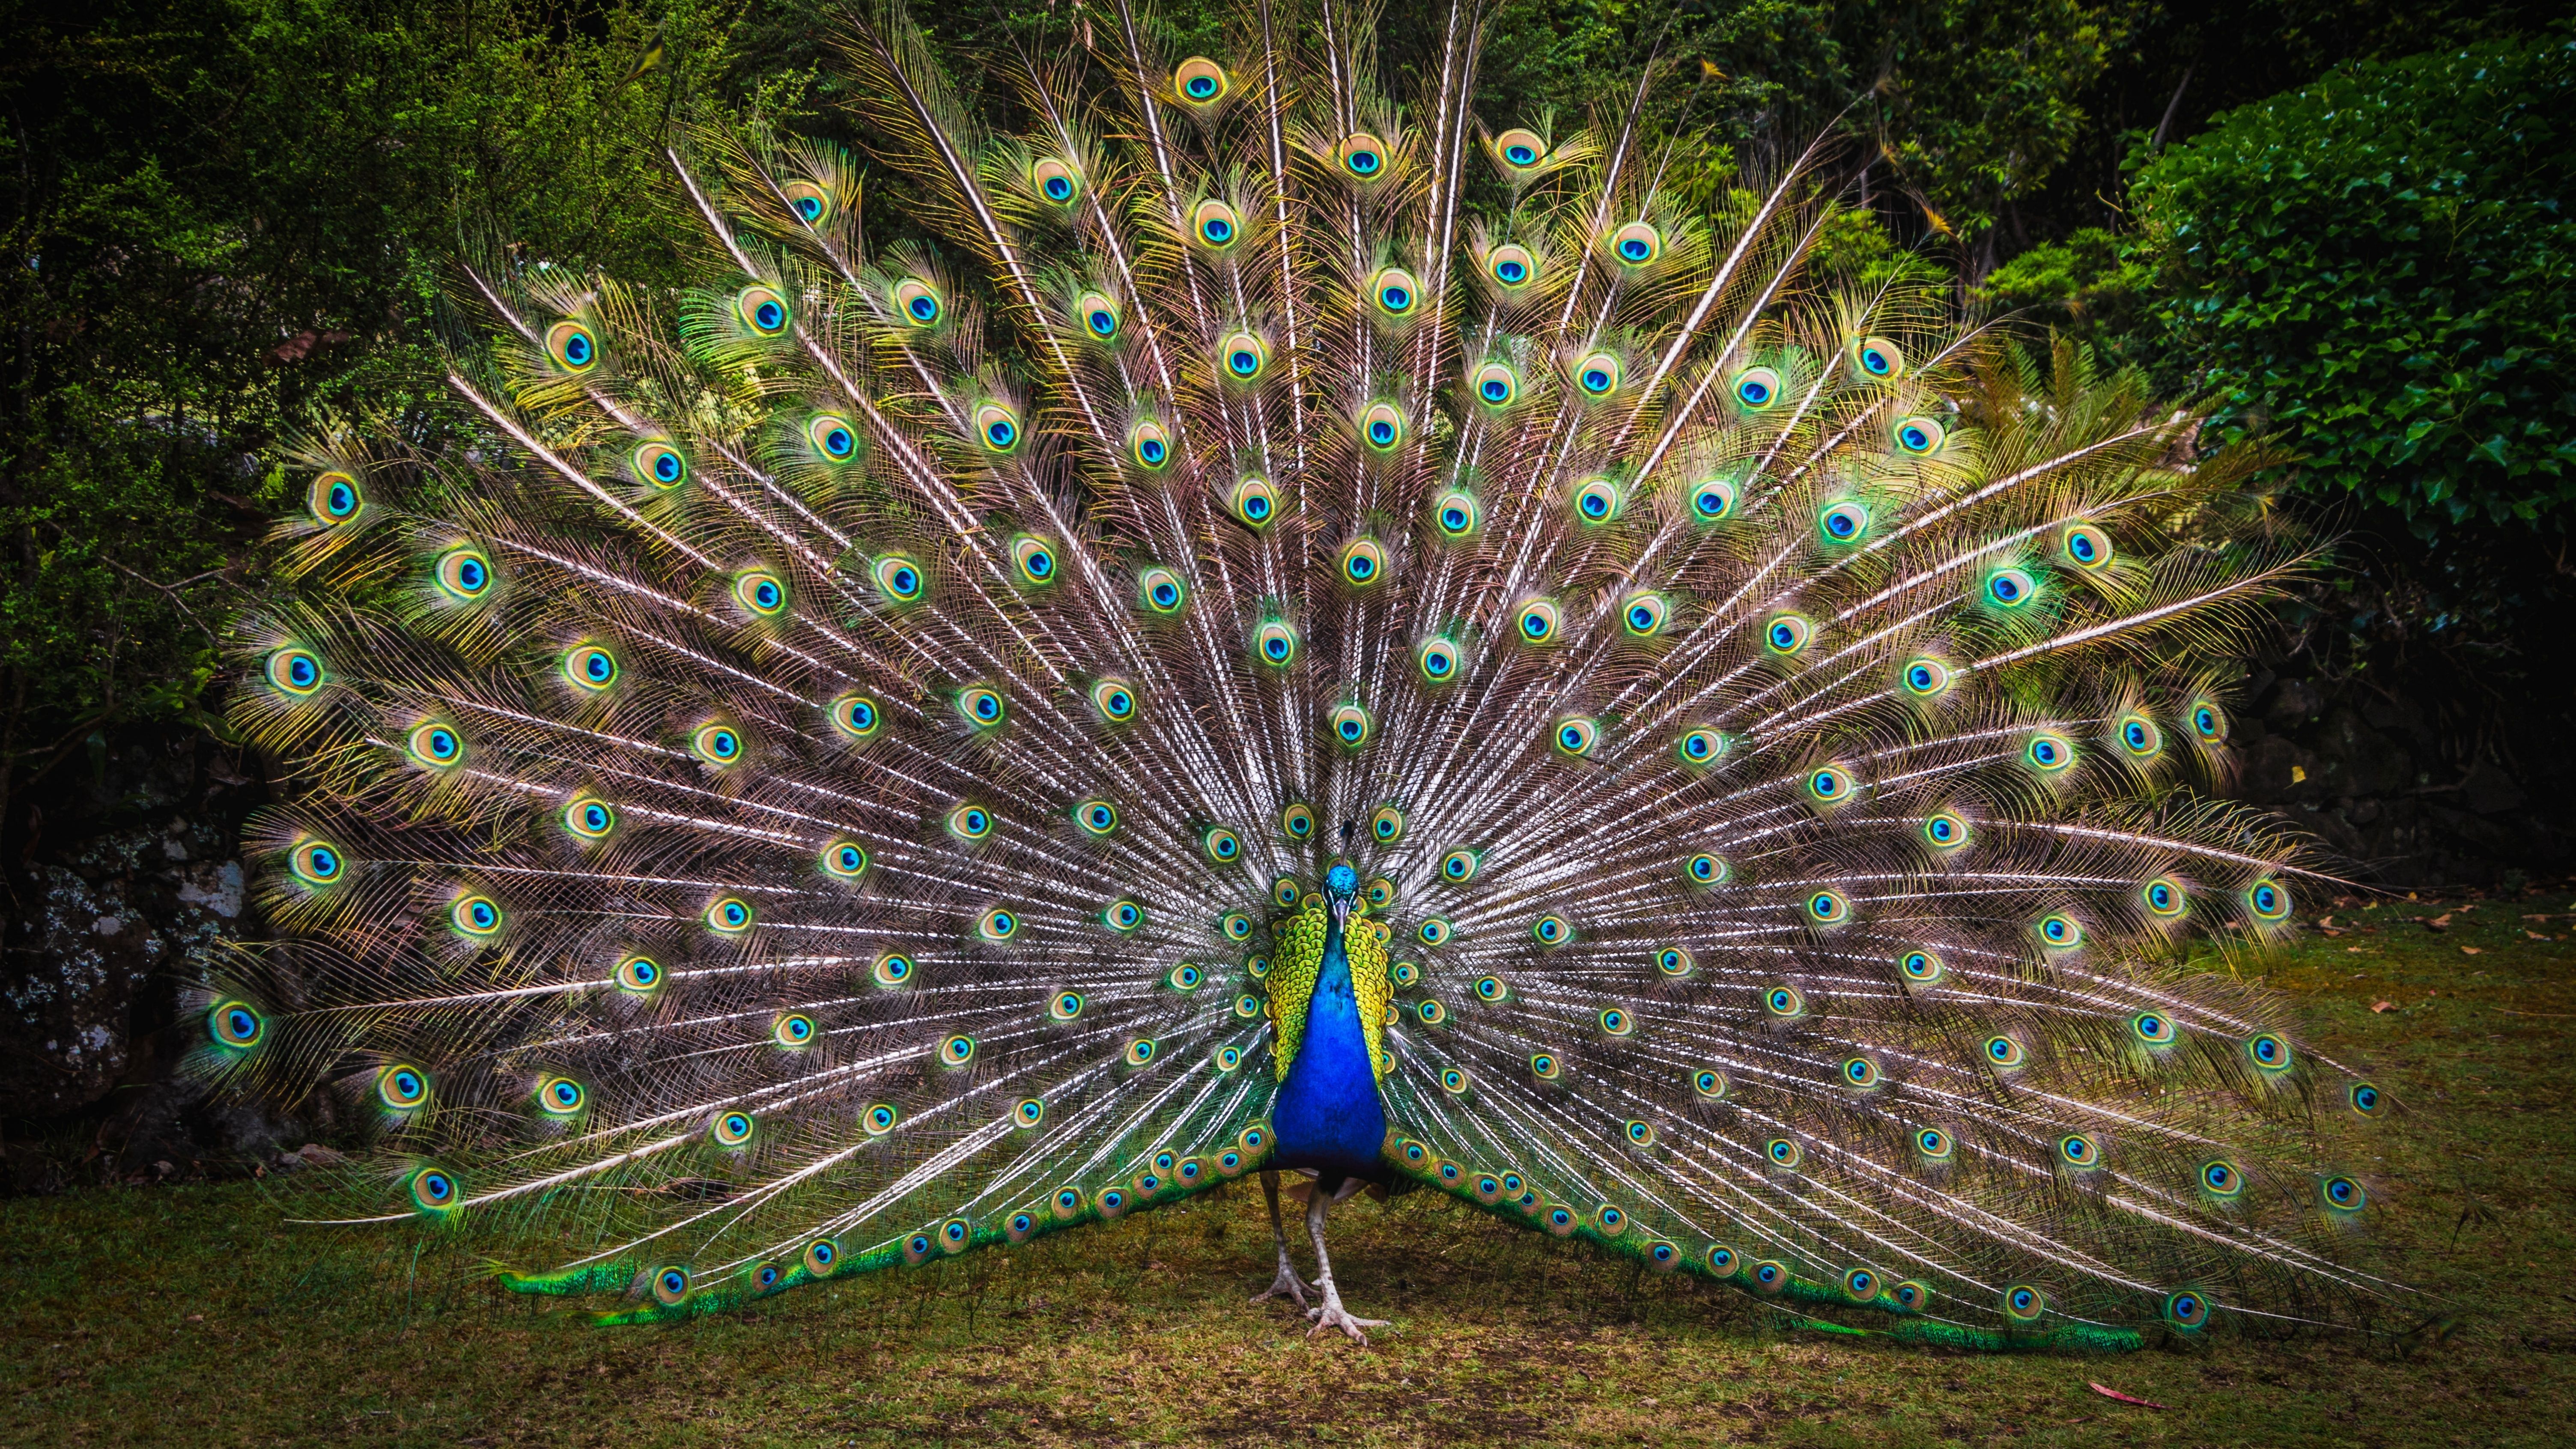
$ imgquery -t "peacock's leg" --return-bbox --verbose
[1250,1169,1313,1309]
[1302,1178,1389,1344]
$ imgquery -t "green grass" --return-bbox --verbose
[7,894,2573,1446]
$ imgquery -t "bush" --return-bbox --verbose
[2129,37,2576,534]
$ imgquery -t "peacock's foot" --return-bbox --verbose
[1304,1292,1389,1345]
[1251,1259,1316,1310]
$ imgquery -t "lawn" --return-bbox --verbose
[6,890,2571,1446]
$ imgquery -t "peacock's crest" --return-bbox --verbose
[200,1,2415,1347]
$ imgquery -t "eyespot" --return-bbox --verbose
[308,469,362,526]
[827,692,883,741]
[1899,948,1945,984]
[2036,912,2083,949]
[537,1076,584,1116]
[1076,290,1122,340]
[1818,501,1870,543]
[2002,1285,2046,1323]
[781,179,832,226]
[976,906,1017,942]
[613,955,664,993]
[1570,476,1622,524]
[1470,362,1518,407]
[1031,157,1081,204]
[2117,714,2164,758]
[1849,335,1903,379]
[2061,523,2114,570]
[820,839,869,881]
[1335,131,1389,179]
[1893,415,1947,455]
[1225,908,1258,939]
[730,565,790,619]
[1417,917,1452,946]
[627,439,689,492]
[1129,421,1172,470]
[1922,811,1970,851]
[2164,1289,2211,1330]
[704,896,754,934]
[774,1013,817,1049]
[1529,913,1570,947]
[1609,221,1661,266]
[710,1111,755,1147]
[942,1032,981,1064]
[1368,805,1404,843]
[2351,1080,2386,1118]
[1842,1266,1882,1301]
[1550,716,1598,757]
[753,1262,784,1292]
[1252,619,1299,666]
[1416,636,1461,683]
[1103,897,1144,933]
[1369,266,1419,317]
[1388,958,1419,988]
[1684,853,1728,886]
[892,277,942,327]
[209,999,264,1049]
[1690,476,1738,522]
[1009,534,1058,587]
[1230,474,1276,528]
[1486,244,1536,288]
[1983,567,2038,610]
[1837,1055,1883,1090]
[1339,537,1388,588]
[972,402,1021,453]
[1733,366,1783,410]
[2245,877,2292,923]
[2057,1133,2100,1169]
[406,721,465,770]
[450,892,504,938]
[736,285,790,336]
[2132,1011,2177,1046]
[1120,1037,1158,1069]
[545,319,597,372]
[1276,804,1318,844]
[860,1102,901,1138]
[1493,127,1545,169]
[411,1168,462,1215]
[1706,1244,1740,1275]
[806,413,859,462]
[1174,57,1229,104]
[1530,1052,1560,1080]
[1804,763,1853,805]
[1573,351,1619,397]
[1432,489,1481,538]
[376,1064,429,1111]
[423,545,497,608]
[1983,1035,2026,1069]
[2320,1175,2366,1213]
[1914,1126,1953,1161]
[266,646,326,697]
[1515,598,1561,646]
[1359,401,1406,452]
[281,836,346,888]
[946,802,994,841]
[1647,945,1692,979]
[2025,731,2075,773]
[1087,677,1139,724]
[1139,566,1187,615]
[559,642,621,694]
[1202,826,1242,864]
[1166,962,1206,993]
[872,553,926,604]
[1676,727,1728,766]
[2246,1032,2293,1073]
[956,685,1007,729]
[1219,329,1269,381]
[1887,662,1948,707]
[2189,699,2228,744]
[1763,984,1805,1019]
[1765,1137,1803,1170]
[2141,877,2187,918]
[1763,613,1813,655]
[1805,888,1852,925]
[1190,199,1242,249]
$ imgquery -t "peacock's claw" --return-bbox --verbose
[1303,1297,1389,1345]
[1251,1262,1316,1309]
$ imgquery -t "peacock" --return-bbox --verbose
[199,0,2416,1349]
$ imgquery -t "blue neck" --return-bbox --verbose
[1271,908,1387,1178]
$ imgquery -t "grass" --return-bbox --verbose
[5,890,2573,1446]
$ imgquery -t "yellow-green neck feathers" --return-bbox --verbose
[1267,895,1393,1083]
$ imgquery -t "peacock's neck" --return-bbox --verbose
[1270,908,1389,1178]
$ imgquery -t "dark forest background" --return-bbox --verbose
[1,0,2568,1184]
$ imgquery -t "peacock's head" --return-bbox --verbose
[1324,862,1360,909]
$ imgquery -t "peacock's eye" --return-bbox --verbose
[822,840,869,880]
[1574,352,1619,397]
[1012,535,1058,586]
[1175,57,1228,104]
[1494,128,1545,170]
[1130,421,1172,471]
[807,413,859,462]
[1253,619,1299,666]
[1470,361,1518,407]
[1893,415,1947,455]
[828,692,883,740]
[1031,158,1081,204]
[1609,221,1661,265]
[1515,597,1560,646]
[1280,803,1315,840]
[1818,501,1870,543]
[1733,366,1782,410]
[1230,474,1277,528]
[1360,401,1405,451]
[1571,476,1622,524]
[1220,329,1268,380]
[1764,613,1813,656]
[309,470,362,525]
[1984,567,2038,609]
[782,179,832,226]
[1369,266,1417,317]
[1433,489,1480,538]
[407,721,465,769]
[873,554,925,603]
[1850,335,1903,379]
[1487,244,1535,288]
[1139,566,1187,615]
[1191,199,1242,249]
[893,278,942,326]
[972,402,1021,453]
[1338,132,1387,179]
[1339,537,1387,587]
[2062,522,2114,569]
[736,286,790,336]
[1550,716,1598,757]
[1077,292,1121,339]
[1329,703,1374,748]
[1621,592,1667,637]
[546,320,597,372]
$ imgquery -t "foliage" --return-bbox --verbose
[0,0,753,823]
[6,912,2573,1442]
[1976,227,2153,365]
[2128,36,2576,534]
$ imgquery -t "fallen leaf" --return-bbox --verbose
[2461,946,2482,956]
[2347,946,2367,953]
[2087,1383,2168,1410]
[2321,928,2345,937]
[2427,913,2454,931]
[2317,915,2335,929]
[2372,1000,2394,1013]
[2529,931,2552,940]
